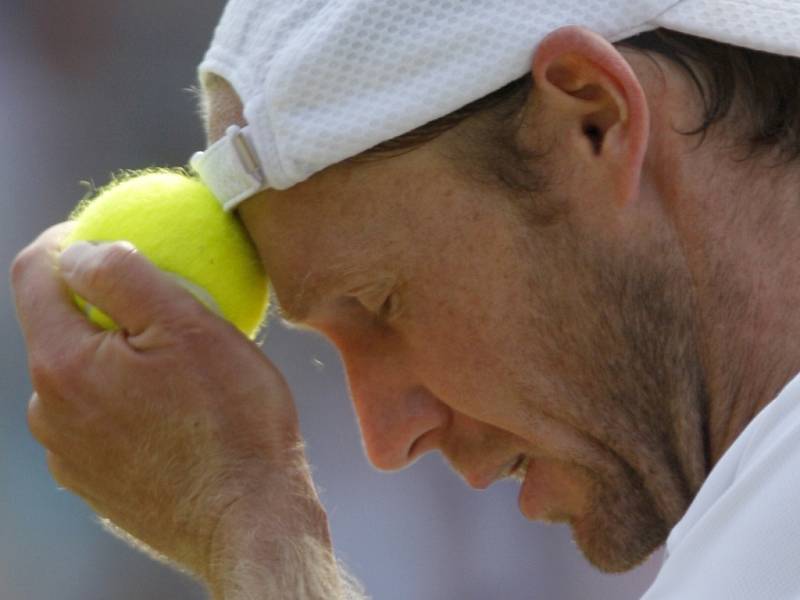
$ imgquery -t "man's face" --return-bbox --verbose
[238,120,703,572]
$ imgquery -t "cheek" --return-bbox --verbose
[399,229,613,442]
[402,267,544,424]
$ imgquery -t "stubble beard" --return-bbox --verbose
[517,218,710,573]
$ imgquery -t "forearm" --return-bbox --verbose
[205,470,366,600]
[208,528,366,600]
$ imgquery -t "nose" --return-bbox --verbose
[343,351,451,471]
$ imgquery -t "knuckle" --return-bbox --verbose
[158,298,223,343]
[27,394,52,446]
[28,351,56,393]
[28,348,78,395]
[11,224,74,289]
[9,245,35,288]
[28,352,88,416]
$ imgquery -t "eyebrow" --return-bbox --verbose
[270,262,389,329]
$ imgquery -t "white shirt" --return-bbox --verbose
[641,373,800,599]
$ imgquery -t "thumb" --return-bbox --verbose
[59,240,213,337]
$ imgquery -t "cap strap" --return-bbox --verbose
[190,125,268,211]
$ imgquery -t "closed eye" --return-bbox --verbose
[377,291,401,322]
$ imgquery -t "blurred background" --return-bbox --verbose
[0,2,662,599]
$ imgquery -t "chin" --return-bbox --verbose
[569,485,670,573]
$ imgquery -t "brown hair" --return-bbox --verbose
[355,29,800,170]
[620,29,800,162]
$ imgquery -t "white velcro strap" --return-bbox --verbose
[190,125,269,211]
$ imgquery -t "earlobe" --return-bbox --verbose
[531,26,649,206]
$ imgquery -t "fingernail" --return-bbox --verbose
[59,240,136,278]
[59,241,94,277]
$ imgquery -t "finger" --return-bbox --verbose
[57,239,214,340]
[10,223,98,350]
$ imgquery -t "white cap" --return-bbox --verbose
[192,0,800,211]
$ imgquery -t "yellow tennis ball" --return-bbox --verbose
[61,169,269,338]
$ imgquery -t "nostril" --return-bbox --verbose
[359,389,450,471]
[406,429,441,465]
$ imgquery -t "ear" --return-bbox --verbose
[530,26,649,206]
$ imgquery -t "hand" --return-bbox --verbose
[10,223,328,586]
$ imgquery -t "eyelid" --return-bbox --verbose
[346,278,402,321]
[378,290,402,322]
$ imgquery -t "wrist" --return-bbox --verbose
[206,468,337,599]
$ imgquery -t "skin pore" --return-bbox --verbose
[201,28,800,573]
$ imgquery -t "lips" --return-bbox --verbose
[516,456,578,523]
[508,455,531,482]
[463,453,563,521]
[497,454,525,481]
[464,454,530,489]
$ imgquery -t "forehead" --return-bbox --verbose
[237,153,438,320]
[200,77,490,324]
[239,135,521,330]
